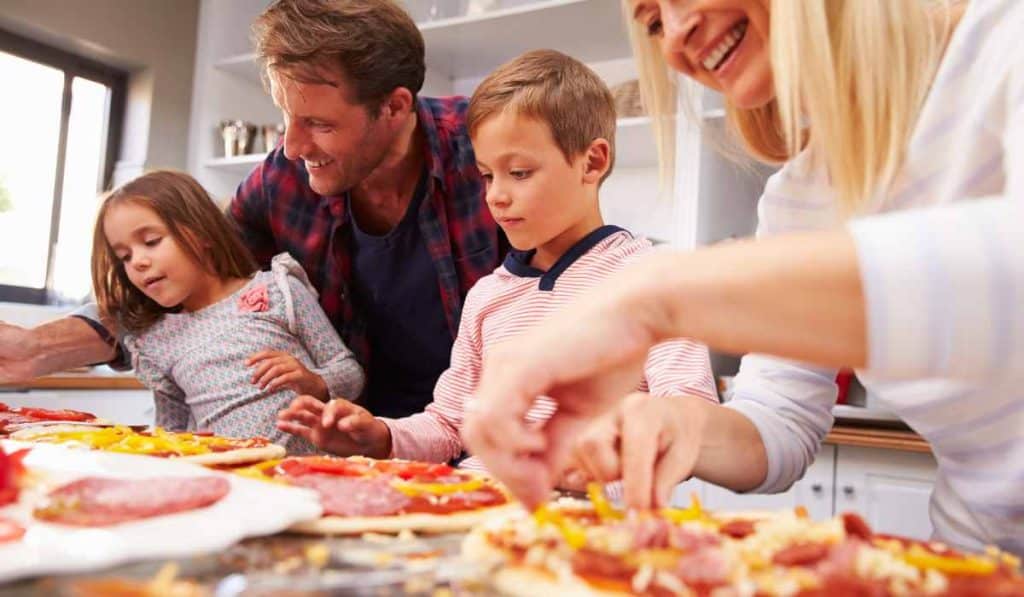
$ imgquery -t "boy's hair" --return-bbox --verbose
[91,170,257,334]
[467,49,617,182]
[253,0,425,112]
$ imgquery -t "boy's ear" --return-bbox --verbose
[582,138,611,184]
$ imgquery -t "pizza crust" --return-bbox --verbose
[289,502,521,535]
[9,425,285,466]
[461,528,632,597]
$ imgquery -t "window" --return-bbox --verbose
[0,30,125,304]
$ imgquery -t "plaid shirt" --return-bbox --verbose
[229,96,506,370]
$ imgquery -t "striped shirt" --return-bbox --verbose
[381,226,718,472]
[727,0,1024,555]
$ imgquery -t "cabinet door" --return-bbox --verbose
[0,389,155,426]
[700,445,835,521]
[834,446,937,540]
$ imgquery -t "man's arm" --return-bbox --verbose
[0,318,116,383]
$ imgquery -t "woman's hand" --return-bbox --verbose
[248,350,328,400]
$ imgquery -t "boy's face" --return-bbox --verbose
[473,112,606,266]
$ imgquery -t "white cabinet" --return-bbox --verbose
[0,389,155,426]
[834,445,937,541]
[696,445,835,521]
[671,444,938,541]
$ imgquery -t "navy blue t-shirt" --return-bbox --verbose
[348,169,453,418]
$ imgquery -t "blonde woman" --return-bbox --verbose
[462,0,1024,555]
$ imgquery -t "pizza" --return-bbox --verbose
[9,425,284,466]
[0,444,29,542]
[232,455,517,534]
[462,485,1024,596]
[34,476,230,527]
[0,402,105,435]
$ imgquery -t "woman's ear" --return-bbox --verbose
[582,138,612,184]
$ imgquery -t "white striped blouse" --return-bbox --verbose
[380,226,718,473]
[727,0,1024,555]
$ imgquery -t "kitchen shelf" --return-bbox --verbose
[204,154,264,171]
[421,0,630,80]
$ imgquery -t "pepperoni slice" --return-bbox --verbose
[772,542,831,566]
[34,476,230,527]
[719,519,756,539]
[0,516,25,543]
[842,512,873,540]
[277,457,374,478]
[287,474,411,517]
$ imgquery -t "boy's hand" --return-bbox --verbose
[248,350,328,400]
[276,395,392,459]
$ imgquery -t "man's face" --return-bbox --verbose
[271,72,397,196]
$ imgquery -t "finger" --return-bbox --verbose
[322,399,357,428]
[266,371,302,392]
[652,442,699,509]
[276,405,322,428]
[541,410,600,489]
[278,395,324,420]
[275,419,315,441]
[249,358,283,383]
[620,396,661,509]
[574,416,622,483]
[256,364,290,389]
[246,350,280,366]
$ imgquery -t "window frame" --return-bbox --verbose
[0,28,126,304]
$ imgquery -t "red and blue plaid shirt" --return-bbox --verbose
[229,96,506,366]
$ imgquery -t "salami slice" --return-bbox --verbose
[287,474,410,517]
[34,476,230,527]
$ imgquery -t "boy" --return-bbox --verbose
[276,50,717,472]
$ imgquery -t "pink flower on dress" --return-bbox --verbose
[238,284,269,313]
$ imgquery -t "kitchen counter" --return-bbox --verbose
[825,425,930,453]
[0,371,144,391]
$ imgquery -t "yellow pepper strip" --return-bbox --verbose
[231,459,287,484]
[391,477,485,497]
[660,493,704,524]
[534,505,587,549]
[902,544,998,576]
[587,482,624,521]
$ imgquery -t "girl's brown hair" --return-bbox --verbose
[91,170,257,333]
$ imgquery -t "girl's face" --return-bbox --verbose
[629,0,774,109]
[103,201,218,311]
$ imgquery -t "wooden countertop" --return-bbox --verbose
[825,425,931,453]
[1,372,145,391]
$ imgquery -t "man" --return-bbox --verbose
[0,0,505,419]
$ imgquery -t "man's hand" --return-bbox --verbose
[276,395,392,459]
[248,350,328,400]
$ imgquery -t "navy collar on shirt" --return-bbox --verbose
[503,225,627,291]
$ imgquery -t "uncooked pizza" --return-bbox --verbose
[232,455,517,534]
[9,425,284,466]
[462,485,1024,596]
[0,402,105,435]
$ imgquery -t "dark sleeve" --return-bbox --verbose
[228,162,277,269]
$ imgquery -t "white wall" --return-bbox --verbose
[0,0,201,183]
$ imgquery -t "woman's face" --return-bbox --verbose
[629,0,774,109]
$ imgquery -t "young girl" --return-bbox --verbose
[91,170,364,454]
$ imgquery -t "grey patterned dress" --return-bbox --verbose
[123,253,365,454]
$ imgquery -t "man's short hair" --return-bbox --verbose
[253,0,425,110]
[468,49,617,180]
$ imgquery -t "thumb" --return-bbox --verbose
[322,399,356,428]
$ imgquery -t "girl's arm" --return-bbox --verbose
[287,277,366,401]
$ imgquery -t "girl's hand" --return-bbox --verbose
[276,395,391,459]
[248,350,328,400]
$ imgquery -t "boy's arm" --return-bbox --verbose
[642,338,718,402]
[287,277,366,401]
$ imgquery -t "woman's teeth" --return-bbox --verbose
[702,21,747,72]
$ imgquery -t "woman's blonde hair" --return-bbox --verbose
[91,170,257,333]
[626,0,950,215]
